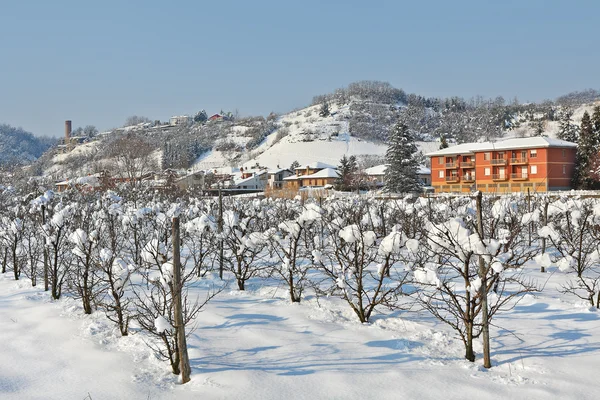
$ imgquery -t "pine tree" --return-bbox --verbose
[194,110,207,123]
[384,121,422,193]
[592,105,600,146]
[319,102,330,117]
[337,155,358,191]
[439,135,449,149]
[557,109,580,142]
[572,112,595,189]
[533,119,545,136]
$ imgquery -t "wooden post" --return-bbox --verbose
[218,186,224,280]
[172,217,191,383]
[476,191,491,368]
[42,205,49,292]
[541,197,549,273]
[527,188,532,246]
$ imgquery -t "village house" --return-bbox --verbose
[426,137,577,193]
[364,164,432,188]
[169,115,191,126]
[174,170,205,190]
[231,170,268,190]
[267,168,294,190]
[283,162,339,189]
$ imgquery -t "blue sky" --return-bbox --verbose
[1,0,598,137]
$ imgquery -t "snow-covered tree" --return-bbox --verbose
[336,155,358,191]
[384,121,422,193]
[573,111,597,189]
[557,109,580,142]
[319,102,330,117]
[193,109,208,124]
[439,135,449,149]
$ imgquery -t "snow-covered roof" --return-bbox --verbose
[268,168,293,175]
[283,168,339,181]
[365,164,387,176]
[426,137,577,157]
[365,164,431,176]
[303,168,339,179]
[234,172,266,186]
[294,161,337,170]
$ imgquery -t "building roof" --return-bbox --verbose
[234,171,267,186]
[303,168,339,179]
[268,168,293,175]
[426,137,577,157]
[365,164,431,176]
[294,161,337,170]
[364,164,387,176]
[283,168,340,180]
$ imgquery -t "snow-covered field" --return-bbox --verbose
[1,263,598,400]
[2,190,600,400]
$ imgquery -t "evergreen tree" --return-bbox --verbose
[319,102,330,117]
[336,155,358,191]
[290,160,300,170]
[194,110,208,123]
[384,121,422,193]
[533,119,545,136]
[557,109,580,142]
[572,112,595,189]
[592,105,600,145]
[439,135,449,149]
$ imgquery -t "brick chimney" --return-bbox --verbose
[65,120,72,144]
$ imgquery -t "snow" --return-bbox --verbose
[155,315,171,334]
[339,224,362,243]
[2,264,600,399]
[426,136,577,157]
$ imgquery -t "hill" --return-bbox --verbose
[32,81,600,181]
[0,124,55,166]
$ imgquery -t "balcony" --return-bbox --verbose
[445,175,460,183]
[510,173,528,180]
[510,157,528,165]
[491,159,507,165]
[445,162,458,169]
[492,174,508,181]
[462,175,475,183]
[461,161,474,168]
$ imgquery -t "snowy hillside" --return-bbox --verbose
[30,82,600,181]
[193,103,389,171]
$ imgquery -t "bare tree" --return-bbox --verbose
[106,134,158,186]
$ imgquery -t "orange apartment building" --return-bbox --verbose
[427,137,577,193]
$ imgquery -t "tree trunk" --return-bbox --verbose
[540,200,549,273]
[172,217,191,383]
[465,322,475,362]
[476,191,492,368]
[218,187,224,280]
[42,205,49,291]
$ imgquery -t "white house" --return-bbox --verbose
[268,168,294,189]
[175,171,205,190]
[232,171,268,190]
[169,115,191,126]
[365,164,432,187]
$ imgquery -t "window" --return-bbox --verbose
[438,157,444,165]
[484,167,491,176]
[530,149,537,158]
[498,152,505,159]
[562,149,566,158]
[484,152,490,161]
[439,170,444,178]
[530,165,537,174]
[563,165,566,175]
